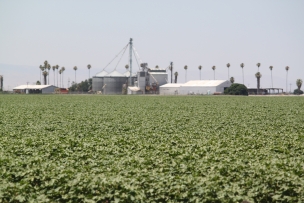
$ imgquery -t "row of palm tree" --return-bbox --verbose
[39,61,92,88]
[173,63,291,92]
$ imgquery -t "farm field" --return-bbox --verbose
[0,95,304,202]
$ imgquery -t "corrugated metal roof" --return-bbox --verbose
[95,70,108,77]
[160,83,183,88]
[13,85,55,90]
[183,80,228,87]
[105,70,125,77]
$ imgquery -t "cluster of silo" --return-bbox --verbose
[92,65,168,95]
[92,70,136,94]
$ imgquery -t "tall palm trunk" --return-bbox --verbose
[214,70,215,80]
[57,69,59,87]
[75,71,76,84]
[285,72,288,93]
[200,69,201,80]
[242,69,244,85]
[271,70,273,88]
[257,77,260,95]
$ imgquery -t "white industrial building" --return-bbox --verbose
[13,85,57,94]
[159,80,231,95]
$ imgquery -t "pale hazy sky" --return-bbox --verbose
[0,0,303,91]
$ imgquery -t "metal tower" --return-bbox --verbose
[129,38,133,86]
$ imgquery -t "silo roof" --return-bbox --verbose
[95,70,108,77]
[105,70,125,77]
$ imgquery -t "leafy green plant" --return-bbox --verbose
[0,95,303,202]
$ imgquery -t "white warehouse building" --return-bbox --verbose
[159,80,231,95]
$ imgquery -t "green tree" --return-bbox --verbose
[224,83,248,96]
[255,72,262,95]
[36,81,41,85]
[296,79,303,92]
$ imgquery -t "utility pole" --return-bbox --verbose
[129,38,133,86]
[170,62,173,83]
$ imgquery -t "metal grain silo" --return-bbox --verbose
[92,70,108,92]
[103,70,128,95]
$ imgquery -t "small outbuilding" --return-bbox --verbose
[13,85,57,94]
[159,80,231,95]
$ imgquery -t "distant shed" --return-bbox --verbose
[159,80,231,95]
[13,85,57,94]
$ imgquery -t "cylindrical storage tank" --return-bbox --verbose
[92,70,108,92]
[92,77,104,92]
[103,77,128,94]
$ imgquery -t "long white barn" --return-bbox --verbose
[159,80,231,95]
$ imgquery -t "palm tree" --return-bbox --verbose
[52,66,56,86]
[39,65,44,84]
[240,63,245,84]
[256,63,261,72]
[184,65,188,82]
[125,64,129,71]
[44,60,48,69]
[47,64,51,85]
[212,66,216,80]
[155,65,159,69]
[198,65,202,80]
[55,65,59,87]
[42,71,48,85]
[73,66,77,84]
[269,66,273,88]
[169,62,173,83]
[230,77,234,84]
[285,66,289,93]
[174,72,178,83]
[87,64,92,79]
[296,79,303,92]
[61,67,65,88]
[255,72,262,95]
[59,69,62,88]
[226,63,230,80]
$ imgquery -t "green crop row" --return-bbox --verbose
[0,95,303,202]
